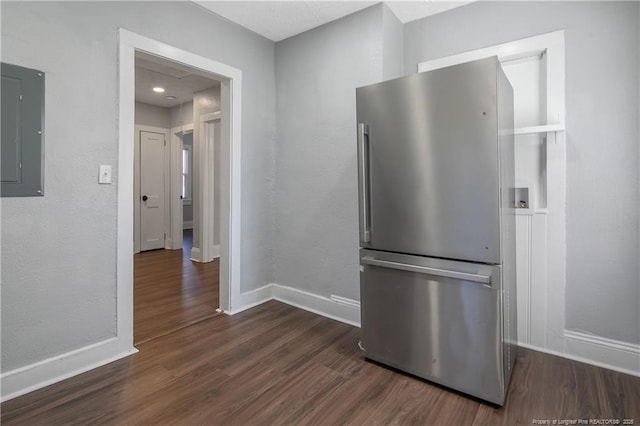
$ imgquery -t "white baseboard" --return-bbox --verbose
[518,332,640,377]
[0,338,138,402]
[183,221,193,230]
[230,285,638,377]
[226,284,274,315]
[5,291,635,404]
[564,330,640,376]
[272,284,361,327]
[225,283,360,328]
[189,246,219,263]
[190,247,201,262]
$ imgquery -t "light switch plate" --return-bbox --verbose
[99,165,112,184]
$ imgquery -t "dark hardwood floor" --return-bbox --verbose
[134,229,219,344]
[2,300,639,425]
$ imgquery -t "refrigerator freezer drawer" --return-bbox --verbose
[360,250,508,405]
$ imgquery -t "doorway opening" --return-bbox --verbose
[118,29,243,352]
[133,52,223,344]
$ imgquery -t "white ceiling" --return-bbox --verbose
[385,1,474,24]
[135,51,220,108]
[194,1,474,42]
[136,1,474,107]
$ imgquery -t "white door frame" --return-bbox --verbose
[169,123,194,251]
[118,28,243,351]
[170,114,221,262]
[197,111,222,262]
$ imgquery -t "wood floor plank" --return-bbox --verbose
[3,300,639,425]
[598,367,640,421]
[344,371,438,425]
[225,363,345,425]
[474,345,552,425]
[178,358,290,425]
[134,229,219,344]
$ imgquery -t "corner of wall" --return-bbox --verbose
[269,42,278,288]
[381,3,404,80]
[230,283,361,328]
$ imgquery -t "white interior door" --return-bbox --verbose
[140,130,166,251]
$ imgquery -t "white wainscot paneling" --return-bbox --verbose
[529,212,548,347]
[515,214,531,343]
[516,212,548,348]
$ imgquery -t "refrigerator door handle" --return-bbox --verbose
[358,123,371,242]
[361,256,491,286]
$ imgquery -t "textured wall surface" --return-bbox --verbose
[134,102,171,129]
[381,5,403,81]
[404,1,640,344]
[273,4,402,301]
[1,1,275,372]
[170,101,194,129]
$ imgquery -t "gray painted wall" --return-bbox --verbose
[381,5,403,81]
[404,1,640,344]
[273,4,401,301]
[1,1,275,372]
[135,102,171,129]
[170,101,193,129]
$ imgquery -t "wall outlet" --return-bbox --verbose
[99,165,112,184]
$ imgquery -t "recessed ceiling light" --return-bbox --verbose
[153,87,165,93]
[165,95,177,100]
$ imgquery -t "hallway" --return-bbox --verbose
[134,229,220,344]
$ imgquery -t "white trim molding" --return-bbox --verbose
[118,28,243,322]
[519,333,640,378]
[227,286,639,376]
[229,284,275,315]
[564,330,640,377]
[197,113,221,263]
[190,246,202,262]
[0,339,138,402]
[272,285,360,327]
[170,123,194,250]
[226,284,360,328]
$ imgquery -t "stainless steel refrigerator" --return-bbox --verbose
[356,56,517,405]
